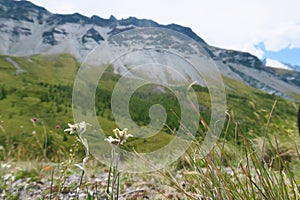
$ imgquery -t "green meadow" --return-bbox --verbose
[0,54,299,199]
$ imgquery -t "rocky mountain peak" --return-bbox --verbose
[0,0,48,23]
[213,48,264,69]
[0,0,299,100]
[90,15,117,27]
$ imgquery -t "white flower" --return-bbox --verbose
[105,128,133,145]
[113,128,133,144]
[105,136,120,145]
[64,121,88,135]
[64,123,78,134]
[64,122,91,172]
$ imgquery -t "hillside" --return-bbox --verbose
[0,0,300,100]
[0,1,299,198]
[0,54,298,161]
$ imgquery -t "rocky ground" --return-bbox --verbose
[1,174,185,199]
[0,162,185,200]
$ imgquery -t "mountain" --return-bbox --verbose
[0,0,300,100]
[281,62,300,73]
[264,58,300,72]
[264,58,293,71]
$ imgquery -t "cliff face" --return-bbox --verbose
[0,0,299,99]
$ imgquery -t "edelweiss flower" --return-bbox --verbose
[64,121,90,172]
[113,128,133,144]
[64,121,87,135]
[64,123,78,134]
[104,136,120,145]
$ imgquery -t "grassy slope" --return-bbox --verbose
[0,54,299,161]
[0,54,78,161]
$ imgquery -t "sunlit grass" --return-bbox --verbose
[0,53,299,198]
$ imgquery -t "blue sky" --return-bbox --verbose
[256,42,300,66]
[29,0,300,66]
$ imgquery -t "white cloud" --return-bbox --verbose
[262,23,300,51]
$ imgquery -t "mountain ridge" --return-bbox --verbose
[263,58,300,72]
[0,0,299,100]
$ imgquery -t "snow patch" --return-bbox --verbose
[265,58,292,70]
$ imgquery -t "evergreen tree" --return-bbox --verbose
[0,86,7,100]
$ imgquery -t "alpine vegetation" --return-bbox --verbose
[104,128,133,199]
[64,121,90,197]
